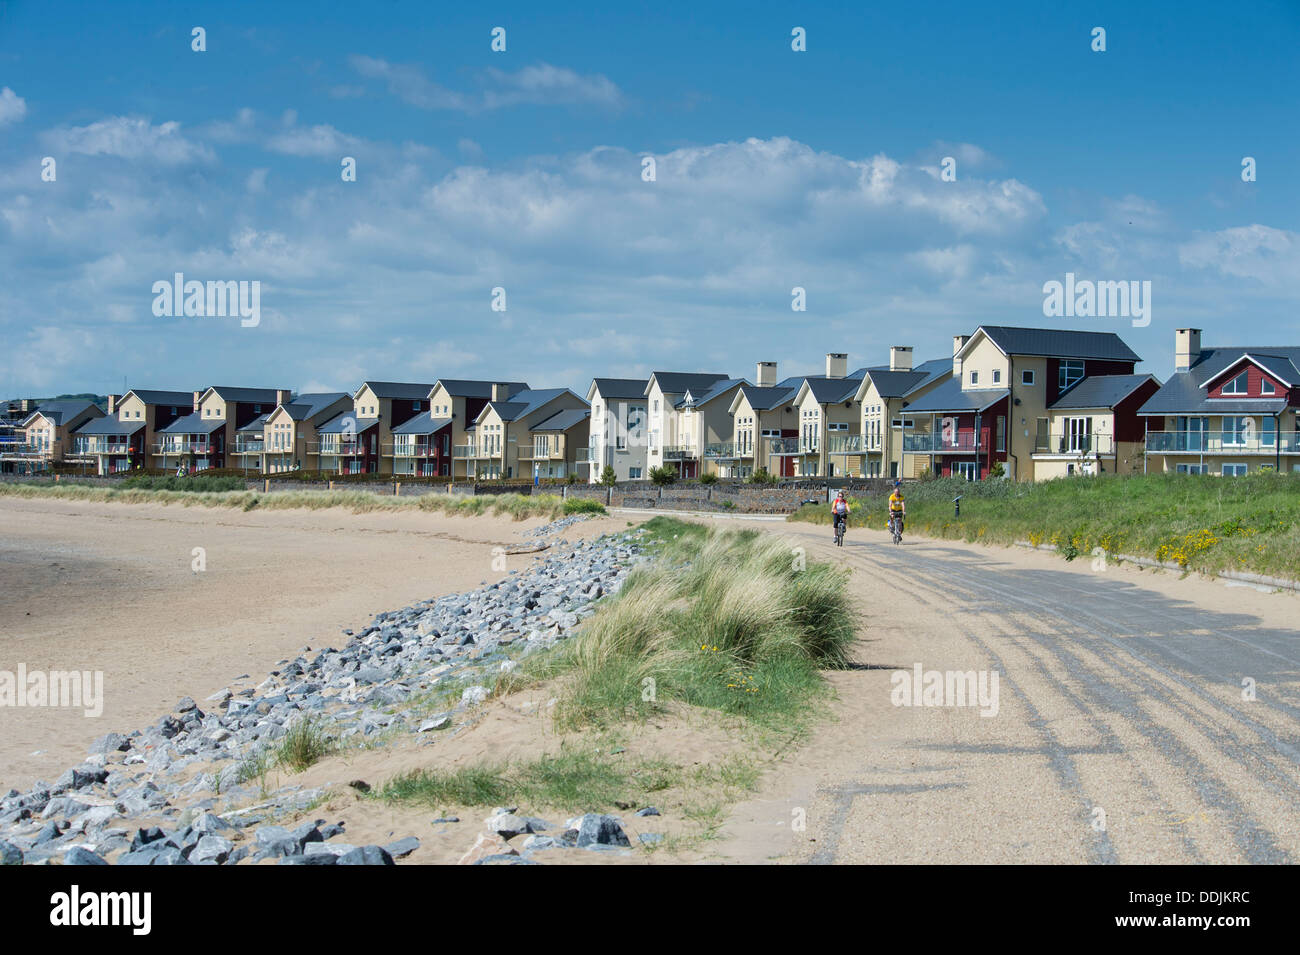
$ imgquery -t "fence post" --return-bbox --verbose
[328,480,334,491]
[264,478,270,493]
[394,481,400,497]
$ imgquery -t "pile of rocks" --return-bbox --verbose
[0,524,650,866]
[457,807,664,865]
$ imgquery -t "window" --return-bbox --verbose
[1176,464,1207,474]
[996,416,1006,452]
[629,467,642,479]
[828,422,848,431]
[1059,360,1085,391]
[1222,464,1247,477]
[1022,370,1036,386]
[1222,371,1248,395]
[1263,416,1276,447]
[970,371,979,385]
[1223,416,1251,446]
[953,462,978,481]
[413,401,420,411]
[1261,379,1276,395]
[992,370,1001,384]
[891,418,913,430]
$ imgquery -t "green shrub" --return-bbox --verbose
[748,468,778,485]
[649,465,677,486]
[563,496,607,516]
[699,472,719,485]
[599,465,618,487]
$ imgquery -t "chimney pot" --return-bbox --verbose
[276,389,291,406]
[825,353,848,379]
[106,394,119,415]
[889,346,913,372]
[756,361,777,388]
[491,383,510,402]
[193,391,201,412]
[952,335,971,377]
[1175,328,1202,372]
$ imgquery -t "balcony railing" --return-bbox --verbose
[152,441,214,455]
[826,435,863,454]
[902,432,981,453]
[452,445,477,458]
[233,439,264,454]
[308,441,366,456]
[704,442,737,458]
[0,443,49,457]
[1033,433,1116,455]
[575,447,591,462]
[73,441,132,455]
[663,445,698,461]
[762,437,800,455]
[1145,430,1299,454]
[384,442,440,458]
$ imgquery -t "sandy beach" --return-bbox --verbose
[0,495,625,792]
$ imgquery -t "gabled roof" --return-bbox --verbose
[430,380,529,400]
[391,415,453,436]
[1049,375,1159,410]
[797,368,868,406]
[204,386,281,404]
[480,388,581,423]
[21,399,100,427]
[675,378,747,409]
[357,381,438,401]
[123,389,194,407]
[158,413,225,434]
[904,377,1009,414]
[530,408,591,432]
[1204,352,1299,390]
[280,392,351,421]
[730,384,801,414]
[589,378,647,401]
[1138,346,1300,416]
[965,326,1141,363]
[646,372,730,396]
[317,411,380,434]
[73,417,145,436]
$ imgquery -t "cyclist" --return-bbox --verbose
[831,490,850,542]
[887,480,906,540]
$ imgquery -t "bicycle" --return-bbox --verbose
[888,512,903,545]
[833,515,846,546]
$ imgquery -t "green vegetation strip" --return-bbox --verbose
[790,473,1300,580]
[0,481,604,520]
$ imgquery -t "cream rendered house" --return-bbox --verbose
[77,390,191,475]
[10,400,103,473]
[256,392,353,473]
[853,352,952,479]
[644,371,731,479]
[466,388,589,479]
[676,378,748,478]
[790,354,866,477]
[1031,374,1160,478]
[728,365,804,479]
[586,378,648,482]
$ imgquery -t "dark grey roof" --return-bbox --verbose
[648,372,730,395]
[281,392,350,421]
[125,389,193,407]
[359,381,438,400]
[904,377,1009,414]
[676,378,747,409]
[237,414,270,433]
[23,399,100,426]
[1050,375,1159,410]
[74,417,145,436]
[862,369,931,399]
[317,412,379,434]
[1138,346,1300,416]
[802,370,865,404]
[391,415,452,436]
[902,358,955,397]
[208,386,281,404]
[590,378,647,400]
[432,380,529,399]
[735,384,800,412]
[158,413,225,434]
[530,408,591,432]
[485,389,581,422]
[975,326,1142,363]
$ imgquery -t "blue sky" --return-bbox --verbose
[1,0,1297,397]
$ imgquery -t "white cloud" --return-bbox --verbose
[1179,225,1299,285]
[42,117,214,164]
[0,87,26,126]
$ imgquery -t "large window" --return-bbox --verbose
[1222,463,1247,477]
[1223,416,1251,447]
[1059,360,1085,391]
[1222,371,1248,395]
[1261,379,1276,395]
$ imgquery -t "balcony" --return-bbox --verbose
[308,441,366,456]
[703,442,738,459]
[662,445,698,461]
[762,437,800,456]
[452,445,477,459]
[575,447,591,463]
[233,439,264,454]
[73,441,131,456]
[152,441,214,455]
[384,442,440,458]
[1145,431,1299,454]
[1033,433,1116,456]
[903,432,981,453]
[826,435,863,454]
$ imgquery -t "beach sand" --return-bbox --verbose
[0,494,627,792]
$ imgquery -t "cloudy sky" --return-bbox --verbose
[1,0,1297,398]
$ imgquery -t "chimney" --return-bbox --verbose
[1175,328,1202,372]
[953,335,971,377]
[756,361,777,388]
[889,346,913,372]
[193,391,201,412]
[825,353,848,379]
[106,394,119,415]
[276,389,291,406]
[491,383,510,402]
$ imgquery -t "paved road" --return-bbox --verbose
[717,519,1300,864]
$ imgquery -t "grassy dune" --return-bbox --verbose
[791,473,1300,581]
[0,481,605,520]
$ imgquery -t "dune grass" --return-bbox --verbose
[0,481,605,521]
[517,517,855,731]
[789,472,1300,580]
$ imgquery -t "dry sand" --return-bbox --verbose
[0,494,627,792]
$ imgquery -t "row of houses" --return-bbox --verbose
[5,326,1299,481]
